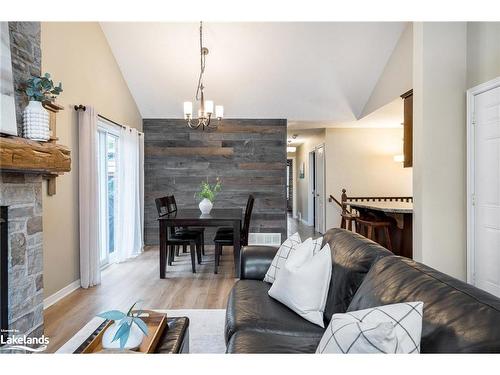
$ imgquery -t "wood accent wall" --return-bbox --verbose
[143,119,287,245]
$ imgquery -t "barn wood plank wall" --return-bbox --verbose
[143,119,287,245]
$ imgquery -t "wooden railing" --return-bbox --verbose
[329,188,413,222]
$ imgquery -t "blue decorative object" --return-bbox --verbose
[97,301,149,350]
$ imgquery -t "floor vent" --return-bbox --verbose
[248,233,282,246]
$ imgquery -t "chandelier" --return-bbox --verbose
[183,21,224,130]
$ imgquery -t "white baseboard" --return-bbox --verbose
[300,218,313,227]
[43,279,81,310]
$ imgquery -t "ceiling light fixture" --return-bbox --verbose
[183,21,224,130]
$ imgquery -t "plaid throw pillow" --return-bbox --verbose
[316,302,424,354]
[263,232,301,283]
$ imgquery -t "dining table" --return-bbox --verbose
[348,201,413,259]
[158,208,243,278]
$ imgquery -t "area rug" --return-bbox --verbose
[56,309,227,354]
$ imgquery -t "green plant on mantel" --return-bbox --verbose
[24,72,63,102]
[197,178,222,202]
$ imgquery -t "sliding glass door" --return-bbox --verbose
[98,122,119,266]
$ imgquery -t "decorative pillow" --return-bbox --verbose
[268,241,331,327]
[316,302,424,354]
[263,232,301,283]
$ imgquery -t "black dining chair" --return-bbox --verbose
[155,196,203,273]
[212,194,255,274]
[161,195,205,256]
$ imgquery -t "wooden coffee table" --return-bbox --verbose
[72,316,190,354]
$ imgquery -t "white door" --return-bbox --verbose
[468,82,500,297]
[314,144,326,234]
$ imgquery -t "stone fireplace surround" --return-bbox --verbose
[0,172,44,339]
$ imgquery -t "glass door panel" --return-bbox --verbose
[98,126,119,266]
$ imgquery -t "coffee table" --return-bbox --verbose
[73,316,189,354]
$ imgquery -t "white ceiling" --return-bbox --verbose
[101,22,406,122]
[287,97,404,130]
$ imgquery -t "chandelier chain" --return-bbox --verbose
[195,21,206,101]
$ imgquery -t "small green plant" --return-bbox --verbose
[97,301,149,349]
[25,73,63,102]
[197,178,222,202]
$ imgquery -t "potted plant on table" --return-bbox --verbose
[23,72,63,141]
[197,178,222,215]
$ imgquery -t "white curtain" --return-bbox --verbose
[116,127,144,262]
[78,106,101,288]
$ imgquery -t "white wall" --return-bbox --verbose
[467,22,500,88]
[325,128,412,229]
[412,22,467,280]
[362,23,413,117]
[41,22,142,297]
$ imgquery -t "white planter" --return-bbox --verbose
[102,322,145,350]
[23,100,50,141]
[199,198,213,215]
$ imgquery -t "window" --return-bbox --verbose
[98,120,120,266]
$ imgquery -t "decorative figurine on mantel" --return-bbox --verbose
[23,72,63,141]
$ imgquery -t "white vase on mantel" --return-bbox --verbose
[23,100,50,141]
[199,198,213,215]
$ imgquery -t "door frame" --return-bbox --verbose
[308,151,315,226]
[466,76,500,284]
[288,155,298,219]
[314,143,326,234]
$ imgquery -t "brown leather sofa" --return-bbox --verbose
[225,228,500,353]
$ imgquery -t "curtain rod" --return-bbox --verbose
[74,104,143,135]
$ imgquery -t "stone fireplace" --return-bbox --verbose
[0,173,44,339]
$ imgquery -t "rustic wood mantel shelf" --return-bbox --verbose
[0,136,71,195]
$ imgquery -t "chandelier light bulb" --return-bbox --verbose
[215,105,224,119]
[183,101,193,118]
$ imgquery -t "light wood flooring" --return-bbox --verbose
[43,246,236,353]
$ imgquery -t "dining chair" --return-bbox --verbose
[165,195,206,256]
[212,194,255,274]
[155,196,203,273]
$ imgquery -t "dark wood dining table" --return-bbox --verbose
[158,208,243,278]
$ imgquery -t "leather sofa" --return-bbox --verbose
[225,228,500,353]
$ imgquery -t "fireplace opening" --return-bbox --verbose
[0,206,7,345]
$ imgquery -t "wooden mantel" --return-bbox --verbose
[0,136,71,195]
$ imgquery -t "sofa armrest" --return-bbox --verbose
[240,245,278,280]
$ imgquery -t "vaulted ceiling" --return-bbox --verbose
[101,22,407,122]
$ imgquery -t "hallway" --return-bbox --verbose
[287,212,322,239]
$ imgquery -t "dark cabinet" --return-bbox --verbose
[401,89,413,168]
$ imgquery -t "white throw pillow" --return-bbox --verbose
[263,232,301,283]
[316,302,424,354]
[268,241,331,327]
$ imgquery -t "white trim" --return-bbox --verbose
[466,76,500,285]
[308,151,315,227]
[288,155,298,219]
[315,143,326,234]
[43,279,81,309]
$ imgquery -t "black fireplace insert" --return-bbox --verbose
[0,206,8,344]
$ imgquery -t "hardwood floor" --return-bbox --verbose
[44,245,237,353]
[287,212,322,239]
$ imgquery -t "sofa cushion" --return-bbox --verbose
[321,228,393,322]
[226,330,322,354]
[225,280,325,343]
[347,256,500,353]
